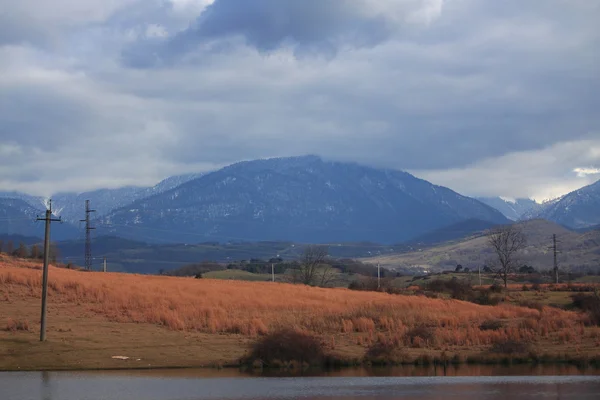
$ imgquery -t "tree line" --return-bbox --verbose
[0,240,59,263]
[167,245,390,287]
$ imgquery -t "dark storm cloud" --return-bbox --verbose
[177,0,390,50]
[121,0,416,67]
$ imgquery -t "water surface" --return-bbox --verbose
[2,365,600,400]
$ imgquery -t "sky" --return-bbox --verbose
[0,0,599,202]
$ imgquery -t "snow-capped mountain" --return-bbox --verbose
[0,198,79,240]
[52,187,146,223]
[527,179,600,229]
[101,156,509,244]
[139,173,205,197]
[20,173,207,224]
[476,197,541,221]
[0,191,46,211]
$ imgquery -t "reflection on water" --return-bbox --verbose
[2,365,600,400]
[77,363,600,378]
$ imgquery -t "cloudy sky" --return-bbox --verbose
[0,0,598,201]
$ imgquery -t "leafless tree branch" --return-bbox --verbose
[487,225,527,288]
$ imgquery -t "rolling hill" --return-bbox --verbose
[366,220,600,273]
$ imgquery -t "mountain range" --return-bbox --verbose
[100,156,508,244]
[0,156,599,245]
[529,180,600,229]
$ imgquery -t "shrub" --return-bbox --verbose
[490,340,532,355]
[522,284,530,292]
[479,319,503,331]
[243,329,325,367]
[348,279,378,292]
[364,339,406,365]
[517,300,544,312]
[425,278,474,301]
[405,325,435,347]
[571,293,600,325]
[5,318,29,332]
[472,291,501,306]
[531,283,541,292]
[488,284,503,293]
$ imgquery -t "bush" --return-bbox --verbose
[364,339,407,365]
[488,284,503,293]
[490,340,532,355]
[348,279,379,292]
[5,318,29,332]
[405,325,435,347]
[517,300,544,312]
[571,293,600,325]
[479,319,503,331]
[243,329,326,367]
[425,278,474,301]
[472,291,501,306]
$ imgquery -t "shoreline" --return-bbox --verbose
[3,354,600,373]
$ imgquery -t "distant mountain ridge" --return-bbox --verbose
[0,198,79,240]
[476,197,541,221]
[0,173,205,224]
[100,156,508,244]
[526,179,600,229]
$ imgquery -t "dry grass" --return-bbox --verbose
[2,254,600,369]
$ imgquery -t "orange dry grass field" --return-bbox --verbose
[2,255,600,369]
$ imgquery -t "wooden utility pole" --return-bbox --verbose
[36,201,61,342]
[103,257,107,273]
[377,263,380,289]
[271,263,274,282]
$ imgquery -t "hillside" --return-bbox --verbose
[1,254,598,370]
[409,219,500,245]
[101,156,507,244]
[367,220,600,273]
[530,180,600,229]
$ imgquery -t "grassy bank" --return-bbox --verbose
[2,255,600,371]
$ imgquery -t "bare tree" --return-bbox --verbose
[319,263,335,287]
[294,245,329,286]
[487,225,527,288]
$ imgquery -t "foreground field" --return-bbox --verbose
[1,255,600,370]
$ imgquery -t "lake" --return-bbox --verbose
[2,365,600,400]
